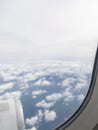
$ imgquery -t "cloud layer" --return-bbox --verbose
[0,61,93,130]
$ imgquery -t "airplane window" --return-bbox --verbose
[0,0,98,130]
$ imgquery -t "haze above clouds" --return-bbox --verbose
[0,0,97,63]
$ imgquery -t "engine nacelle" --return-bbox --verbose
[0,98,24,130]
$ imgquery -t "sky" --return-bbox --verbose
[0,0,98,63]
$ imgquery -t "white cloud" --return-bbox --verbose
[0,71,16,81]
[77,94,85,103]
[30,127,37,130]
[45,87,74,103]
[34,79,51,86]
[24,91,29,96]
[36,88,75,110]
[25,127,37,130]
[32,90,47,98]
[46,93,62,102]
[36,100,54,109]
[34,71,47,77]
[19,81,29,90]
[63,91,74,102]
[26,110,43,127]
[0,91,22,100]
[26,109,57,129]
[33,79,41,86]
[0,61,92,130]
[63,89,74,102]
[75,82,87,90]
[18,73,36,90]
[26,116,38,127]
[62,77,76,87]
[42,80,50,86]
[0,82,14,93]
[22,73,37,82]
[44,110,57,122]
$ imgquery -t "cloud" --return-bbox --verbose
[36,100,54,109]
[19,81,29,90]
[26,109,57,129]
[21,73,37,82]
[0,91,22,100]
[0,82,14,93]
[26,110,43,128]
[45,88,74,104]
[25,127,37,130]
[31,128,37,130]
[34,78,51,86]
[26,116,38,126]
[33,79,43,86]
[63,89,74,102]
[36,93,63,109]
[41,80,50,86]
[77,94,85,103]
[44,110,57,122]
[46,93,62,102]
[18,73,36,90]
[0,61,92,130]
[75,82,87,90]
[30,127,37,130]
[62,77,76,87]
[32,90,47,98]
[34,71,47,77]
[0,70,16,81]
[36,89,74,110]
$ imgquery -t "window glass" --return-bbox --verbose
[0,0,98,130]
